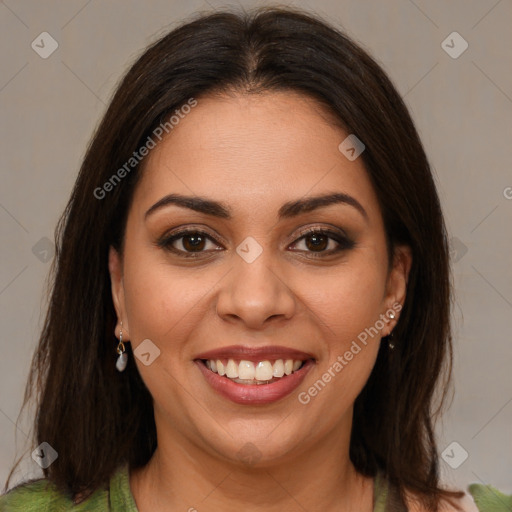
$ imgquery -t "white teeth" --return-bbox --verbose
[206,358,305,381]
[225,359,238,378]
[273,359,285,377]
[255,361,273,381]
[238,360,255,380]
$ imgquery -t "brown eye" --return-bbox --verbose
[290,228,355,257]
[304,232,329,252]
[181,233,207,252]
[157,229,221,257]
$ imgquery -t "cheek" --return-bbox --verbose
[121,248,210,345]
[303,258,387,342]
[296,262,385,423]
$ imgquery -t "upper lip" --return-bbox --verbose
[195,345,315,362]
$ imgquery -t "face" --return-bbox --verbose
[109,91,411,467]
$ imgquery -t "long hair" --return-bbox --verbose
[4,6,462,510]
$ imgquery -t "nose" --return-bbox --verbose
[215,247,297,330]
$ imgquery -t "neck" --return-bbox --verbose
[130,415,374,512]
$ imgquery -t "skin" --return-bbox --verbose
[109,90,415,511]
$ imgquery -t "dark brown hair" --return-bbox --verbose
[5,6,463,510]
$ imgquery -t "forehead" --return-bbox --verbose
[132,91,381,223]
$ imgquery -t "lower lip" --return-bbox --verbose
[195,359,315,405]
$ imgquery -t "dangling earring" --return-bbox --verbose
[387,331,395,350]
[387,311,396,350]
[116,322,128,372]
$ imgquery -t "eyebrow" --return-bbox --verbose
[144,192,368,222]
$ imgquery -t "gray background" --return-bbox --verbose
[1,0,511,496]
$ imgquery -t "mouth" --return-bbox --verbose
[201,357,307,384]
[194,346,316,405]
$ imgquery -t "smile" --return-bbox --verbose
[194,345,316,405]
[204,358,305,384]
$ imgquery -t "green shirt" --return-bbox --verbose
[0,464,507,511]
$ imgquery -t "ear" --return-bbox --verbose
[108,246,130,340]
[382,244,412,336]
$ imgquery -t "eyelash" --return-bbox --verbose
[156,226,355,259]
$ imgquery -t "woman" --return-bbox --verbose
[1,6,504,511]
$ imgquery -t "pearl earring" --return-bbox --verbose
[116,322,128,372]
